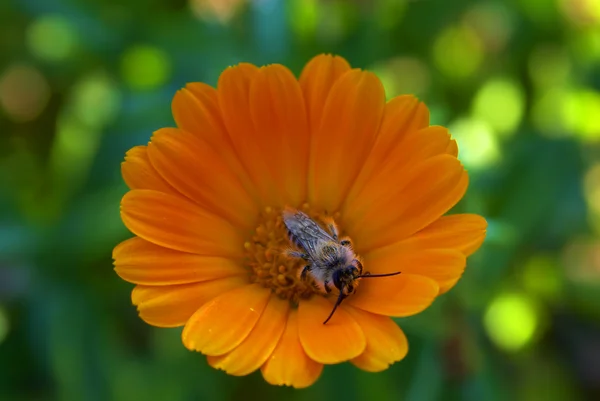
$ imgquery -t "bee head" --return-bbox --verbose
[332,265,360,296]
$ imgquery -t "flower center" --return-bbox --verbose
[245,204,340,305]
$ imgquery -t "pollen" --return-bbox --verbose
[245,204,338,305]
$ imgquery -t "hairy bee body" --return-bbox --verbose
[282,208,362,295]
[282,208,401,324]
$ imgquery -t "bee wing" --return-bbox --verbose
[282,209,335,258]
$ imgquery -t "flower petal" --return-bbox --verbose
[346,154,468,252]
[446,138,459,157]
[217,63,282,206]
[299,54,351,133]
[347,273,439,317]
[249,65,310,206]
[364,248,466,294]
[113,237,245,285]
[121,146,174,193]
[207,296,289,376]
[345,96,429,205]
[171,82,228,146]
[182,284,271,356]
[297,296,366,364]
[344,126,454,223]
[346,306,408,372]
[120,190,244,257]
[261,310,323,388]
[131,276,247,327]
[147,127,257,230]
[380,214,488,258]
[171,82,259,201]
[308,69,385,212]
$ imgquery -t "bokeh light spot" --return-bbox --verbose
[562,89,600,140]
[464,2,514,54]
[190,0,245,23]
[521,255,562,302]
[288,0,318,39]
[433,25,483,79]
[484,293,539,352]
[71,72,121,128]
[371,57,430,99]
[0,64,50,122]
[449,118,500,170]
[26,15,77,62]
[472,78,525,137]
[559,0,600,27]
[120,45,171,91]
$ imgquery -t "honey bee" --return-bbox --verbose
[282,208,401,324]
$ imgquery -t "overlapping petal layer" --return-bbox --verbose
[298,296,366,364]
[347,306,408,372]
[182,284,271,356]
[121,146,174,193]
[207,295,289,375]
[347,273,439,317]
[308,69,386,212]
[113,237,245,285]
[148,127,257,230]
[132,276,247,327]
[121,190,244,257]
[364,248,466,294]
[261,310,323,388]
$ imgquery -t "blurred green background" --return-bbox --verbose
[1,0,600,400]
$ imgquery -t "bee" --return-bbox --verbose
[282,208,401,324]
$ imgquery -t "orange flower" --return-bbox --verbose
[113,54,487,388]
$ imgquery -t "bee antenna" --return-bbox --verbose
[358,271,402,278]
[323,290,347,325]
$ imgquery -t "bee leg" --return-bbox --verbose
[340,238,352,248]
[324,280,332,294]
[328,224,339,241]
[354,259,364,275]
[300,265,311,281]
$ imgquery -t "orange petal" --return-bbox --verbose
[347,273,439,317]
[299,54,351,133]
[131,276,247,327]
[147,127,257,230]
[171,83,258,201]
[364,248,467,294]
[297,296,366,364]
[217,63,282,206]
[207,296,289,376]
[344,126,453,220]
[121,146,174,193]
[113,237,245,285]
[347,154,468,252]
[381,214,488,258]
[182,284,271,355]
[261,310,323,388]
[249,65,310,206]
[345,96,429,206]
[120,190,244,257]
[446,138,459,157]
[346,306,408,372]
[308,69,385,212]
[171,83,228,146]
